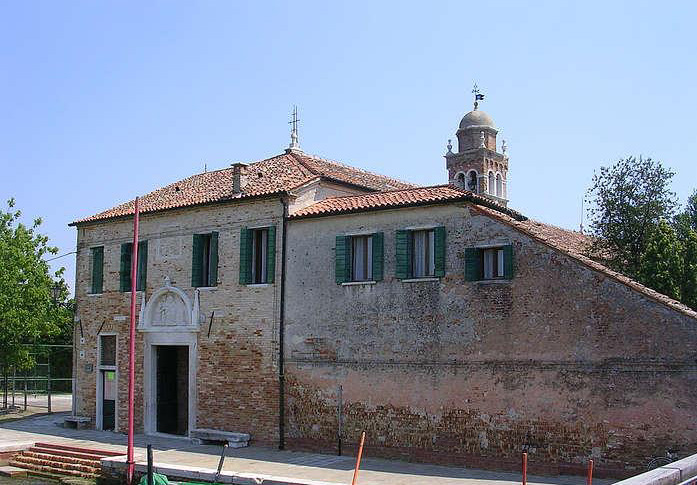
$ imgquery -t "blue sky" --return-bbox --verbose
[2,1,696,293]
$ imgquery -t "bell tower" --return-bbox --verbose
[445,85,509,206]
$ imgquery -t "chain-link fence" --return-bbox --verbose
[1,344,73,414]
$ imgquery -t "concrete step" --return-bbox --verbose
[9,459,99,479]
[34,441,123,457]
[29,445,112,461]
[11,455,100,475]
[23,450,102,467]
[0,465,28,477]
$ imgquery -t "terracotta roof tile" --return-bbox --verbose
[71,151,413,225]
[289,185,526,219]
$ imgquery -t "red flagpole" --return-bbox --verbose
[127,197,140,484]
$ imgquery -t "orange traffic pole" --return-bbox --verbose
[588,459,594,485]
[351,432,366,485]
[522,452,527,485]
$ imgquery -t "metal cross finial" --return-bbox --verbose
[289,105,300,150]
[472,83,485,110]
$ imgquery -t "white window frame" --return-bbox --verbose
[411,229,436,278]
[96,332,118,431]
[482,247,505,280]
[251,228,268,284]
[350,235,373,282]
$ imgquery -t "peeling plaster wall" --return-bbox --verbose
[284,203,697,476]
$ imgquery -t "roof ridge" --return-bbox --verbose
[319,184,453,201]
[299,152,415,186]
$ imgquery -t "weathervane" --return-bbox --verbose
[472,83,485,110]
[289,105,300,150]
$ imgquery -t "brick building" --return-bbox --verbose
[70,104,697,476]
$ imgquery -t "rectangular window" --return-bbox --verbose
[396,227,445,279]
[411,229,435,278]
[335,233,383,284]
[251,228,269,284]
[99,335,116,366]
[351,235,373,281]
[192,232,218,287]
[239,226,276,285]
[465,244,514,281]
[120,241,147,292]
[482,247,505,279]
[90,246,104,294]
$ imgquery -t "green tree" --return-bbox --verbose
[636,221,682,301]
[674,193,697,310]
[585,156,677,279]
[0,199,71,374]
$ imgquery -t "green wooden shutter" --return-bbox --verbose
[120,243,132,292]
[335,235,347,284]
[503,244,515,279]
[395,230,411,279]
[137,241,148,291]
[209,232,219,287]
[191,234,203,287]
[434,226,446,277]
[465,247,482,281]
[266,226,276,284]
[371,232,384,281]
[239,227,251,285]
[91,247,104,294]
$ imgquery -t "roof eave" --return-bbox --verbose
[69,190,290,227]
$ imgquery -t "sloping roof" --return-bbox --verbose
[471,205,697,320]
[289,185,527,220]
[71,151,414,225]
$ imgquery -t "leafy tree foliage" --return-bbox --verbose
[585,156,677,278]
[0,199,71,371]
[586,159,697,310]
[636,221,682,300]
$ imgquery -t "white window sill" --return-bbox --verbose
[247,283,272,288]
[401,277,440,283]
[196,286,218,291]
[476,279,511,285]
[87,293,102,297]
[341,281,377,286]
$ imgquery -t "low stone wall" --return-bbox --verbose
[614,453,697,485]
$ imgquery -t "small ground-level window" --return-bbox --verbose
[100,335,116,366]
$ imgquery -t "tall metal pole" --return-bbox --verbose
[126,197,140,485]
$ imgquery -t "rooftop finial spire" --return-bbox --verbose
[472,83,485,110]
[288,105,300,150]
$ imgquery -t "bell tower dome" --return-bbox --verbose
[445,86,509,206]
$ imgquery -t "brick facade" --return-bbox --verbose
[284,203,697,477]
[73,197,284,444]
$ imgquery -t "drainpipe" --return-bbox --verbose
[278,197,288,450]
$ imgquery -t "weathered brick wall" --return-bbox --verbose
[73,197,283,443]
[284,203,697,476]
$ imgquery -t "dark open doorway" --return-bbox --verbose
[155,345,189,436]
